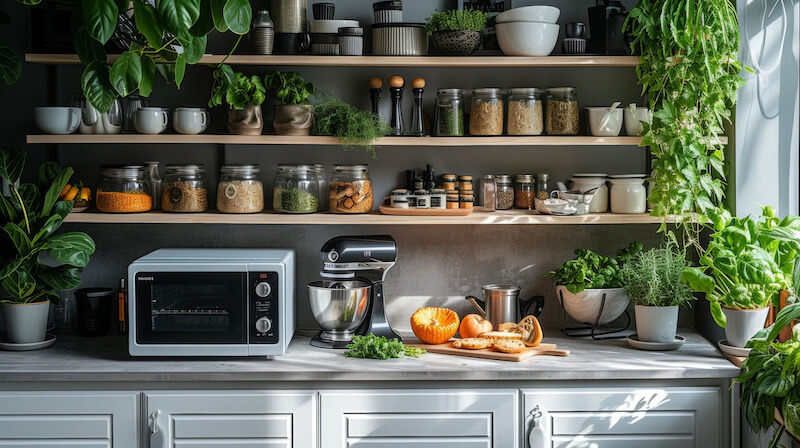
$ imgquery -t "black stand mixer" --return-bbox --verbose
[308,235,401,348]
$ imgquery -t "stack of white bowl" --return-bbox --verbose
[495,6,560,56]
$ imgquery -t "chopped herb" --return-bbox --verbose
[343,334,426,359]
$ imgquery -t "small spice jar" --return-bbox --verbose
[458,175,473,192]
[391,188,409,207]
[545,87,580,135]
[329,164,374,213]
[460,194,474,209]
[338,27,364,56]
[446,189,459,209]
[96,164,152,213]
[433,89,465,137]
[314,164,329,211]
[495,175,514,210]
[430,188,446,209]
[217,164,264,214]
[469,88,503,136]
[535,173,551,200]
[414,189,430,209]
[273,164,319,214]
[514,174,534,209]
[481,174,496,211]
[441,174,457,190]
[507,88,544,135]
[161,164,208,213]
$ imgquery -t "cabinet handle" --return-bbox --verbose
[528,405,545,448]
[149,410,166,448]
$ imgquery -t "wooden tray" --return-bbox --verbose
[405,341,569,362]
[379,198,474,216]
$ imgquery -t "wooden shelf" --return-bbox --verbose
[26,53,640,67]
[63,209,677,225]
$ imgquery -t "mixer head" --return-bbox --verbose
[320,235,397,279]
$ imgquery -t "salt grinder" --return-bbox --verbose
[388,75,404,135]
[368,77,382,117]
[410,77,425,136]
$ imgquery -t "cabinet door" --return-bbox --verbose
[319,389,517,448]
[144,391,315,448]
[522,387,721,448]
[0,391,138,448]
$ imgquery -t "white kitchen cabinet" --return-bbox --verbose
[143,390,315,448]
[0,391,138,448]
[319,389,518,448]
[522,387,721,448]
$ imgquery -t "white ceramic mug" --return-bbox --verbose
[173,107,210,135]
[586,107,623,136]
[34,107,81,134]
[624,106,652,136]
[135,107,169,134]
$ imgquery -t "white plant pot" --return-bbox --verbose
[557,285,630,325]
[1,301,50,343]
[722,307,770,348]
[635,305,678,343]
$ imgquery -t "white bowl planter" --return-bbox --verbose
[1,301,50,344]
[722,306,770,348]
[635,305,678,343]
[556,285,630,325]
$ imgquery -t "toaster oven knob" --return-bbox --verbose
[255,317,272,333]
[255,282,272,298]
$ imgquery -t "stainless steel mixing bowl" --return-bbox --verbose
[308,280,372,342]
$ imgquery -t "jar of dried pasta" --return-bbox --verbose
[507,88,544,135]
[469,88,503,136]
[329,164,373,213]
[217,164,264,214]
[96,164,152,213]
[161,164,208,213]
[545,87,579,135]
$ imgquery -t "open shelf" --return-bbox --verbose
[26,53,640,67]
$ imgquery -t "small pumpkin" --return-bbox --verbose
[411,307,460,344]
[459,314,493,338]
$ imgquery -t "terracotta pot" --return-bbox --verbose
[226,103,264,135]
[273,104,313,135]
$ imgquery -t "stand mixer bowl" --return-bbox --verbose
[308,280,372,342]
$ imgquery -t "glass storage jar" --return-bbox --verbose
[514,174,534,209]
[96,164,152,213]
[433,89,465,136]
[314,164,329,211]
[534,173,551,200]
[161,164,208,213]
[481,174,496,210]
[273,164,319,214]
[217,164,264,214]
[507,88,544,135]
[495,174,514,210]
[545,87,579,135]
[469,88,503,135]
[329,164,373,213]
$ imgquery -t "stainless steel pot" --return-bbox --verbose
[466,284,544,329]
[308,280,371,342]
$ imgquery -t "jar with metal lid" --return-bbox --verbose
[441,173,457,190]
[161,164,208,213]
[314,164,329,211]
[460,194,474,209]
[495,175,514,210]
[469,88,503,136]
[545,87,579,135]
[515,174,534,209]
[329,164,373,213]
[433,89,465,136]
[481,174,496,210]
[391,189,409,208]
[338,26,364,56]
[458,175,473,192]
[217,164,264,214]
[273,164,319,214]
[96,165,152,213]
[535,173,551,200]
[507,88,544,135]
[446,189,459,209]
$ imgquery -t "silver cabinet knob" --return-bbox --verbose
[255,282,271,297]
[255,317,272,333]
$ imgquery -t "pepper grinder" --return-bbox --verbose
[388,75,404,136]
[368,77,382,117]
[410,77,425,136]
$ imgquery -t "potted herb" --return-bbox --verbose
[621,240,695,343]
[545,242,642,326]
[312,93,392,157]
[209,65,267,135]
[264,70,316,136]
[425,9,489,56]
[0,147,96,345]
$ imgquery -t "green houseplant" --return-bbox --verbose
[209,65,266,135]
[425,9,488,56]
[312,93,392,157]
[0,147,96,344]
[0,0,40,85]
[264,71,316,136]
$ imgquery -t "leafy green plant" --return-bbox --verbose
[0,0,40,85]
[312,93,393,157]
[0,147,96,304]
[544,242,643,294]
[621,239,695,307]
[424,8,488,33]
[264,71,316,105]
[208,65,266,110]
[344,334,426,359]
[75,0,252,113]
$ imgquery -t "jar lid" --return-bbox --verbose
[472,87,502,96]
[339,26,364,35]
[392,189,408,194]
[430,188,446,194]
[509,87,543,96]
[414,189,429,195]
[442,174,457,180]
[482,174,494,179]
[314,163,325,168]
[165,163,204,171]
[221,164,260,172]
[373,0,402,10]
[535,173,550,180]
[572,172,608,178]
[446,189,459,194]
[437,88,462,95]
[495,174,512,183]
[458,175,473,181]
[101,164,147,170]
[333,164,369,170]
[547,87,576,94]
[371,22,424,29]
[516,174,533,183]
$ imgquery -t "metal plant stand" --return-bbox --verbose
[558,289,631,340]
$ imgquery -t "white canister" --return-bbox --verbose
[338,27,363,56]
[569,176,608,213]
[609,177,647,214]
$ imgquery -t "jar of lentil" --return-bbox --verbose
[96,164,152,213]
[217,164,264,214]
[469,88,503,136]
[515,174,534,209]
[507,88,544,135]
[161,164,208,213]
[434,89,465,136]
[273,164,319,214]
[329,164,374,213]
[495,175,514,210]
[314,164,329,211]
[545,87,579,135]
[535,173,551,200]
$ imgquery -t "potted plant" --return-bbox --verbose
[264,70,316,136]
[621,240,696,343]
[209,65,267,135]
[425,9,489,56]
[545,242,642,326]
[0,147,96,344]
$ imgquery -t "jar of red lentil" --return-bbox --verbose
[96,164,152,213]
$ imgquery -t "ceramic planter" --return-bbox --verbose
[432,30,482,56]
[722,306,770,348]
[1,301,50,344]
[273,104,313,136]
[226,103,264,135]
[635,305,678,343]
[556,285,630,325]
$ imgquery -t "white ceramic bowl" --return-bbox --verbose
[34,107,81,134]
[308,20,359,34]
[557,285,630,325]
[496,6,560,24]
[496,22,559,57]
[586,107,623,136]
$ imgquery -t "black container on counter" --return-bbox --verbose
[75,288,114,337]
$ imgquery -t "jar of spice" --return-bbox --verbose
[96,164,152,213]
[161,164,208,213]
[391,189,408,207]
[430,188,446,209]
[469,88,503,136]
[545,87,580,135]
[329,164,374,213]
[460,194,474,209]
[273,164,319,214]
[458,175,473,192]
[507,88,544,135]
[217,164,264,214]
[314,164,329,211]
[495,175,514,210]
[515,174,534,209]
[433,89,465,137]
[535,173,551,200]
[446,190,459,209]
[441,174,457,190]
[481,174,496,210]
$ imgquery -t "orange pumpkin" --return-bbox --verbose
[411,307,460,344]
[459,314,493,338]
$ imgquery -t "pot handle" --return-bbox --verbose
[520,295,544,318]
[299,32,311,52]
[465,295,486,316]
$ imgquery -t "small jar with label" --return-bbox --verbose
[391,189,408,207]
[535,173,551,200]
[469,88,503,136]
[442,174,457,190]
[545,87,579,135]
[460,194,474,209]
[446,190,459,209]
[414,189,430,209]
[495,175,514,210]
[481,174,496,210]
[458,175,473,192]
[430,188,446,209]
[161,164,208,213]
[515,174,534,209]
[217,164,264,213]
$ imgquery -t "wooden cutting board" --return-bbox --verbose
[405,341,570,362]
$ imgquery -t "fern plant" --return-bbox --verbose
[312,93,392,157]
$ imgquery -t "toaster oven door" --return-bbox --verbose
[135,272,247,344]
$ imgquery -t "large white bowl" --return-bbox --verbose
[308,20,359,34]
[557,285,630,325]
[496,6,560,24]
[496,22,559,57]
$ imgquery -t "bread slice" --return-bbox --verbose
[480,331,524,340]
[498,322,521,333]
[453,338,493,350]
[517,315,543,347]
[492,339,526,353]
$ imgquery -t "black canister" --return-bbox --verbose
[75,288,114,337]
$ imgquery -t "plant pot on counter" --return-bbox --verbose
[722,306,770,348]
[432,30,482,56]
[226,103,264,135]
[1,301,50,344]
[556,285,630,325]
[273,104,313,136]
[635,305,678,343]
